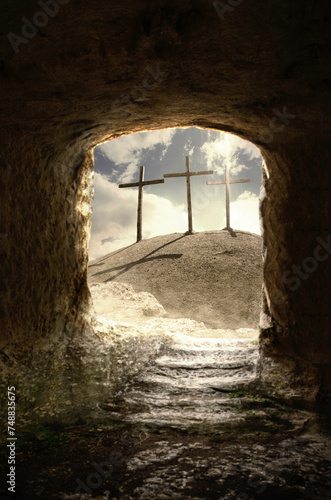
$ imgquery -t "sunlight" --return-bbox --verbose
[89,127,263,260]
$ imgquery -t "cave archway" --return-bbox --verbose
[88,127,264,332]
[1,0,330,424]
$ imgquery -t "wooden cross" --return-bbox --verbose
[118,165,164,242]
[164,156,213,234]
[206,165,250,230]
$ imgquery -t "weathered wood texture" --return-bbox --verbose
[207,166,250,229]
[164,156,213,233]
[119,165,164,242]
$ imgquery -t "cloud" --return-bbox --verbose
[99,128,177,183]
[184,137,195,156]
[89,180,260,261]
[90,128,262,261]
[200,132,261,176]
[229,191,260,234]
[88,173,187,260]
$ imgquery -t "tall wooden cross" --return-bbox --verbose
[164,156,213,234]
[118,165,164,242]
[206,165,250,230]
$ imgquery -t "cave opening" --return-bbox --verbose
[87,127,264,340]
[84,127,265,443]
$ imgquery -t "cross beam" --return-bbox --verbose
[164,156,213,234]
[119,165,164,242]
[206,165,250,230]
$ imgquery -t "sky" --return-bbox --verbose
[89,127,263,261]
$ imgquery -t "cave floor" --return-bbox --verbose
[3,334,331,499]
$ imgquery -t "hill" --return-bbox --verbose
[88,230,263,329]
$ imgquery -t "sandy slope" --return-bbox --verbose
[88,230,263,330]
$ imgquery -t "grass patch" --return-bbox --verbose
[229,390,246,398]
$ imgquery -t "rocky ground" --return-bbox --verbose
[89,281,258,339]
[4,329,330,499]
[1,232,330,499]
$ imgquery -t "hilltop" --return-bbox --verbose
[88,230,263,330]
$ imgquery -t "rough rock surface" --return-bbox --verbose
[3,331,330,499]
[90,279,259,338]
[0,0,330,430]
[90,281,167,325]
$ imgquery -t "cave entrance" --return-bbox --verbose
[87,127,263,339]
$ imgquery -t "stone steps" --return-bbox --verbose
[107,336,262,431]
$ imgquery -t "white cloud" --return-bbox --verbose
[88,173,187,260]
[99,128,177,183]
[229,191,260,234]
[200,132,261,176]
[183,137,195,156]
[118,162,137,184]
[90,129,262,261]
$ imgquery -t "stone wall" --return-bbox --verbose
[0,0,330,426]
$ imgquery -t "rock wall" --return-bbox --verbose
[0,0,330,425]
[260,135,331,396]
[0,139,93,351]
